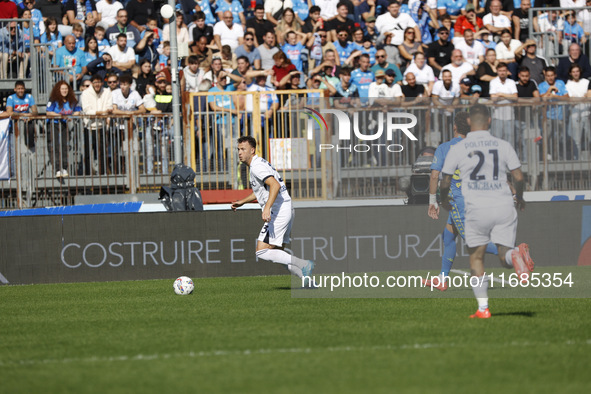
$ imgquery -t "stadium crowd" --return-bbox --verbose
[1,0,591,175]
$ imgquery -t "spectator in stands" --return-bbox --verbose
[135,28,159,69]
[221,44,237,71]
[20,8,39,64]
[404,52,435,95]
[265,0,293,25]
[125,0,155,34]
[489,62,517,143]
[372,48,403,83]
[577,0,591,38]
[327,2,355,42]
[437,0,466,21]
[563,11,587,46]
[334,28,361,67]
[135,58,155,96]
[363,16,379,43]
[308,28,339,70]
[427,27,453,74]
[483,0,511,41]
[539,66,569,160]
[512,0,531,43]
[66,0,98,28]
[516,65,540,161]
[108,33,135,71]
[377,31,403,68]
[456,29,485,68]
[229,56,267,86]
[440,49,474,86]
[204,57,224,87]
[40,17,63,55]
[0,0,18,19]
[534,9,564,56]
[399,27,423,70]
[557,43,591,82]
[495,28,520,79]
[476,48,498,97]
[235,31,262,70]
[333,67,359,109]
[479,0,514,17]
[96,0,124,29]
[454,3,482,37]
[94,26,110,53]
[350,53,375,100]
[272,50,297,88]
[87,52,122,80]
[181,55,205,92]
[351,27,365,49]
[565,64,591,160]
[516,66,539,99]
[106,72,119,90]
[54,35,86,85]
[432,69,459,106]
[291,0,310,23]
[106,9,140,47]
[281,30,308,72]
[71,23,85,50]
[46,80,82,178]
[376,1,420,46]
[35,0,68,36]
[195,0,216,26]
[207,73,238,174]
[216,0,246,26]
[360,37,377,65]
[258,31,280,71]
[401,71,427,104]
[214,10,244,51]
[368,69,403,106]
[246,74,280,134]
[246,4,275,46]
[22,0,46,38]
[112,73,146,115]
[191,11,214,46]
[142,16,161,50]
[80,79,92,91]
[433,13,453,41]
[515,39,546,84]
[82,36,101,71]
[6,80,38,152]
[163,11,190,46]
[159,41,171,69]
[0,21,26,79]
[192,36,213,71]
[476,29,496,50]
[276,8,303,45]
[302,5,321,39]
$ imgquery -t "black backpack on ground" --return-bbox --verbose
[159,164,204,211]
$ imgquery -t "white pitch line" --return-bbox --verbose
[1,340,589,367]
[450,269,509,286]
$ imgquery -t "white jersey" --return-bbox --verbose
[441,130,521,211]
[249,155,291,209]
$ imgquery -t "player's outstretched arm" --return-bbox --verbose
[231,192,256,211]
[428,169,440,219]
[439,173,453,211]
[510,168,526,211]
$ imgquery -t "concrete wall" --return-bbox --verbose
[0,202,588,285]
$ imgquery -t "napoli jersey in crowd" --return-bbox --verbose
[442,130,521,211]
[7,93,35,114]
[350,68,375,98]
[249,155,291,209]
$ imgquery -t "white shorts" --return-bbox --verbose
[465,205,517,248]
[257,202,294,247]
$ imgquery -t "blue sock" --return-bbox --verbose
[485,243,498,255]
[441,228,456,276]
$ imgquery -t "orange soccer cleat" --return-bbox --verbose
[511,249,530,283]
[518,243,535,272]
[470,308,491,319]
[422,276,448,291]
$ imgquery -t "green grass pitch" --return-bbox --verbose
[1,275,590,393]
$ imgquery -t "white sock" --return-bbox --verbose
[504,248,518,267]
[288,264,303,278]
[256,249,308,270]
[471,275,489,311]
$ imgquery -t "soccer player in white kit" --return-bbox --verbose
[440,104,535,319]
[231,136,315,286]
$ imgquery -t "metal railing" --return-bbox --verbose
[2,97,591,209]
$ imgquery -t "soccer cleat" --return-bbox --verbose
[518,243,535,272]
[470,308,491,319]
[301,260,315,287]
[422,277,448,291]
[511,250,530,283]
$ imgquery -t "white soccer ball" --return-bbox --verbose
[173,276,194,295]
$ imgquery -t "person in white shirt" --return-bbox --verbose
[440,49,475,86]
[432,69,460,119]
[96,0,124,29]
[231,136,316,287]
[454,29,485,68]
[495,29,521,78]
[368,69,403,106]
[214,10,244,51]
[403,52,435,95]
[483,0,512,41]
[565,63,591,159]
[181,55,206,93]
[489,62,518,144]
[375,1,420,46]
[440,104,534,319]
[107,33,136,71]
[313,0,339,20]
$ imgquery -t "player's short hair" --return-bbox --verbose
[454,112,470,136]
[119,74,132,85]
[238,135,256,149]
[14,80,25,88]
[469,104,490,129]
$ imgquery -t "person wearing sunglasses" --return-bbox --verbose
[426,26,453,74]
[235,31,262,70]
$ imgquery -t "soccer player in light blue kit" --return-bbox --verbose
[425,111,498,291]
